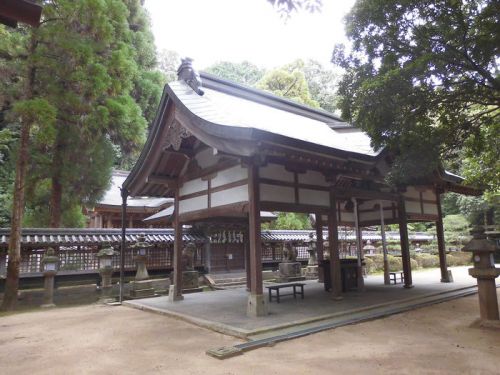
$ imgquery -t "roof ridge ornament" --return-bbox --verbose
[177,57,204,96]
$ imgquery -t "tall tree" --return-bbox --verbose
[283,59,339,112]
[332,0,499,189]
[157,49,181,83]
[205,61,265,86]
[257,68,319,107]
[0,0,162,309]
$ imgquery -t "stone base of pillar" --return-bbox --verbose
[470,318,500,330]
[403,284,414,289]
[357,266,365,291]
[441,270,454,283]
[168,285,184,302]
[247,293,268,317]
[129,280,156,299]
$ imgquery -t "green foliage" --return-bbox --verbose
[263,212,311,230]
[282,59,339,112]
[414,253,439,268]
[157,49,181,83]
[333,0,499,188]
[443,214,470,245]
[205,61,265,86]
[0,0,162,227]
[257,69,319,107]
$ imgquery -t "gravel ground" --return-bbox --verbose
[0,290,498,375]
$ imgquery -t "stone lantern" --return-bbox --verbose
[462,226,500,327]
[41,247,59,308]
[129,234,155,298]
[97,242,118,303]
[305,233,319,279]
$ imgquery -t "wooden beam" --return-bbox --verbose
[0,0,42,28]
[435,190,451,282]
[328,190,342,299]
[260,201,329,214]
[248,163,263,295]
[336,188,398,201]
[146,175,178,187]
[315,214,324,282]
[398,196,413,288]
[353,198,365,291]
[162,147,195,159]
[171,187,184,301]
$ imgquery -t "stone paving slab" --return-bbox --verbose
[124,266,479,338]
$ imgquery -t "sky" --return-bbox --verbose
[144,0,356,70]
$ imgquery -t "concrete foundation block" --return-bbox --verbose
[441,270,454,283]
[168,285,184,302]
[247,293,268,317]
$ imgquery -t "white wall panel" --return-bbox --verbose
[423,203,438,215]
[299,189,329,207]
[405,201,422,214]
[211,185,248,207]
[260,184,295,203]
[259,163,294,182]
[211,166,247,188]
[180,178,207,196]
[179,195,208,214]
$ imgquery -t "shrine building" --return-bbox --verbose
[122,60,478,316]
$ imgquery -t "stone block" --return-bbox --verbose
[247,293,268,317]
[279,262,301,278]
[129,280,155,299]
[182,270,199,289]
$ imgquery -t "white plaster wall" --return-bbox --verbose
[259,163,294,182]
[179,195,208,214]
[211,166,248,188]
[180,178,208,196]
[211,185,249,207]
[422,189,436,201]
[403,187,420,200]
[260,184,295,203]
[405,201,422,214]
[298,189,329,207]
[423,203,439,215]
[298,170,328,186]
[195,147,219,169]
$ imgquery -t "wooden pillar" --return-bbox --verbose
[244,230,251,290]
[328,190,342,299]
[247,163,267,316]
[379,201,390,285]
[353,198,365,291]
[315,214,324,282]
[436,189,452,282]
[169,187,184,301]
[128,215,134,229]
[398,195,413,288]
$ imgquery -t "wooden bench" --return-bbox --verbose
[389,271,404,284]
[266,282,305,303]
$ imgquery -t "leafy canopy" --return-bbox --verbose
[333,0,499,188]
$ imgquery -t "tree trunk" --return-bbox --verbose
[50,174,62,228]
[1,34,36,311]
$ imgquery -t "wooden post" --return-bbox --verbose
[328,190,342,299]
[244,230,251,290]
[436,189,452,282]
[247,163,267,316]
[169,187,184,301]
[398,195,413,288]
[315,214,324,282]
[353,198,365,291]
[119,187,128,303]
[379,201,390,285]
